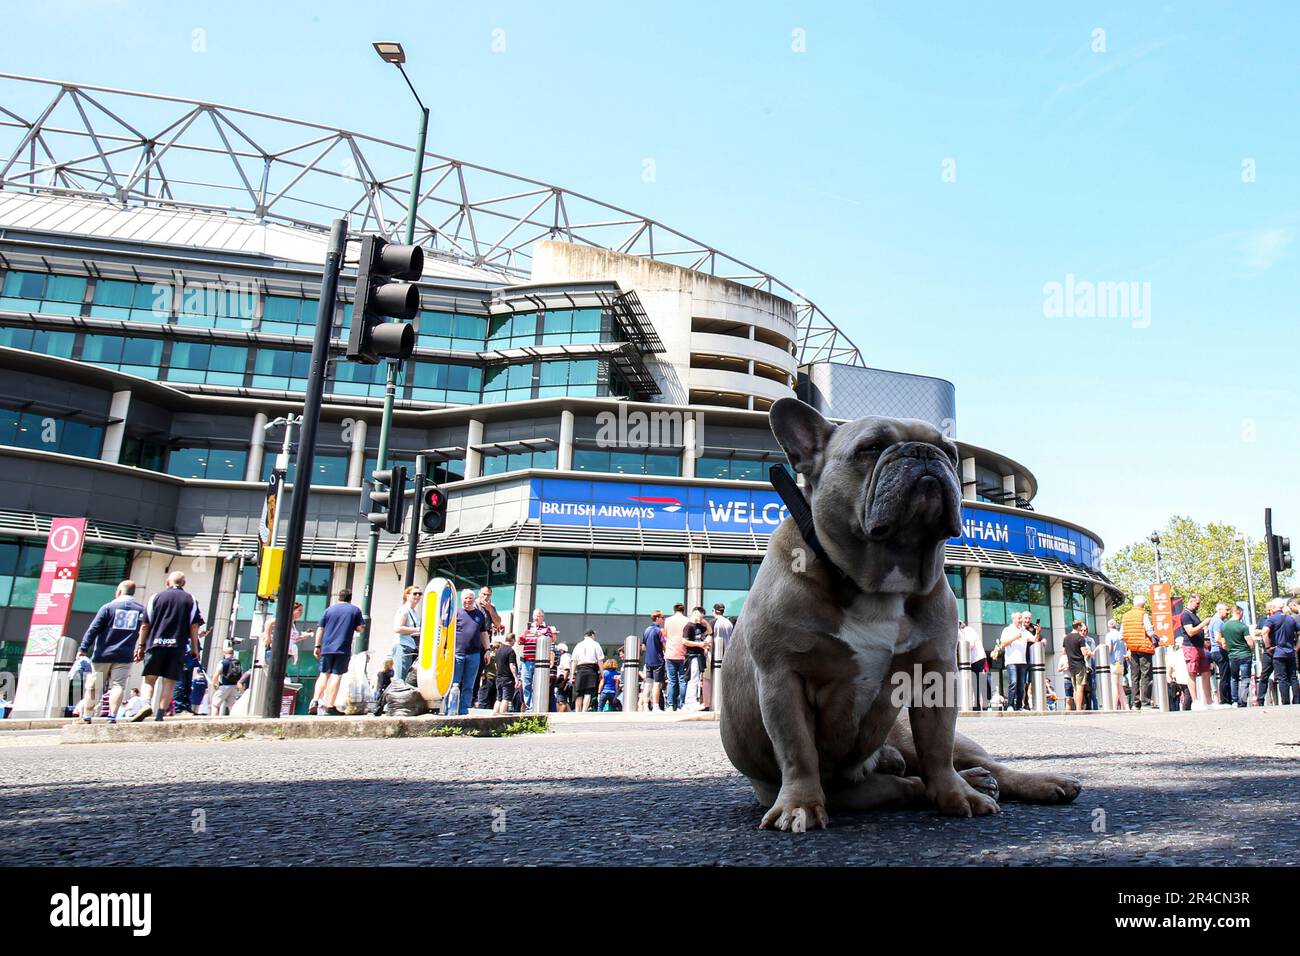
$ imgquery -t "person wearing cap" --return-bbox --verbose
[212,644,244,716]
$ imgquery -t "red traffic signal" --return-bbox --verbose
[422,484,448,534]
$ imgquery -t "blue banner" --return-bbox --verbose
[528,478,1101,571]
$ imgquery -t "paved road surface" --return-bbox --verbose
[4,709,1298,866]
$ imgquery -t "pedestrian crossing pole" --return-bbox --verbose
[261,218,348,718]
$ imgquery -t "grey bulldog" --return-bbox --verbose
[720,398,1082,830]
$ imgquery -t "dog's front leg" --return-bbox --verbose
[907,655,999,817]
[757,668,827,831]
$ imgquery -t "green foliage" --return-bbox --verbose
[498,716,547,736]
[1103,516,1286,619]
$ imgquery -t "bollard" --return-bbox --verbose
[531,633,552,715]
[711,634,726,716]
[621,634,640,713]
[956,636,972,712]
[1029,639,1047,712]
[1151,644,1169,712]
[1094,645,1113,711]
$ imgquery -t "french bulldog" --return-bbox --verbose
[719,398,1081,830]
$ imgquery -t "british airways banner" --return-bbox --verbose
[528,478,1101,571]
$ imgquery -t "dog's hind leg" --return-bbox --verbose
[826,771,927,813]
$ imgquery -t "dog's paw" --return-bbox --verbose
[873,744,908,777]
[959,765,999,803]
[927,772,999,817]
[1012,772,1082,804]
[760,790,829,832]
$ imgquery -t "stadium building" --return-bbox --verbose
[0,76,1119,711]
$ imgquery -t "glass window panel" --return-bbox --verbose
[537,553,586,585]
[571,308,601,332]
[696,457,730,480]
[589,557,637,586]
[534,583,586,614]
[638,558,685,589]
[573,449,608,472]
[980,575,1006,603]
[636,587,685,616]
[585,586,636,615]
[643,453,680,477]
[703,560,751,591]
[732,460,763,481]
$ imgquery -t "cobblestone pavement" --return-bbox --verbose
[3,709,1299,866]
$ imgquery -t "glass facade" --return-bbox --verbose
[166,342,248,387]
[0,535,132,616]
[1,271,86,316]
[89,279,169,323]
[426,550,517,621]
[261,453,349,487]
[482,449,557,475]
[416,311,487,352]
[702,558,760,618]
[167,446,248,480]
[572,448,680,477]
[0,408,102,458]
[0,324,75,357]
[80,333,163,378]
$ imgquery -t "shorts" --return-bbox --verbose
[212,684,241,711]
[319,652,349,676]
[90,661,132,693]
[645,664,666,683]
[1182,644,1210,676]
[1069,666,1090,688]
[142,645,185,681]
[573,664,600,697]
[496,678,516,698]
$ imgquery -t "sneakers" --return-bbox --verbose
[307,700,319,716]
[131,704,153,722]
[154,710,165,721]
[323,706,344,716]
[81,716,92,724]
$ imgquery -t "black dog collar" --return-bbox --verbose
[769,464,863,607]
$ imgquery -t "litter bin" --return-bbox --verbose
[281,681,302,716]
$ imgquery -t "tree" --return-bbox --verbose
[1103,516,1287,621]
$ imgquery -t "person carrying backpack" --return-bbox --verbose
[213,645,244,716]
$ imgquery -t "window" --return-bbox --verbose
[260,295,319,337]
[176,282,255,330]
[235,562,333,652]
[486,311,537,349]
[167,446,248,480]
[703,558,760,618]
[0,271,86,316]
[426,550,517,617]
[1063,579,1098,637]
[946,567,965,601]
[167,341,248,386]
[261,453,349,487]
[0,408,103,458]
[979,571,1052,643]
[696,457,789,481]
[408,361,482,404]
[415,311,487,352]
[120,436,167,472]
[481,362,533,403]
[89,279,170,323]
[481,449,557,475]
[80,333,164,378]
[538,359,598,398]
[540,308,602,346]
[534,551,686,617]
[0,324,75,358]
[363,456,463,486]
[330,358,389,399]
[251,348,311,391]
[0,537,130,614]
[572,448,681,477]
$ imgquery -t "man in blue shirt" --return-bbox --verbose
[448,589,492,716]
[77,579,145,724]
[1258,599,1299,705]
[311,588,365,716]
[135,571,204,722]
[641,610,666,712]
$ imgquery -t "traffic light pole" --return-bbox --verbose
[1266,508,1278,598]
[357,359,397,653]
[262,218,348,717]
[404,454,427,589]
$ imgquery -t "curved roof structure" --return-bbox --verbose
[0,73,863,367]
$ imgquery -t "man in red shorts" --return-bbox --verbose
[1179,594,1214,710]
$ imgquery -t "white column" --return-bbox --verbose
[100,389,131,465]
[964,566,982,629]
[681,415,697,478]
[347,418,368,486]
[1093,586,1110,630]
[960,457,977,500]
[558,409,574,471]
[511,546,536,632]
[465,419,485,479]
[1049,577,1067,641]
[246,412,268,481]
[1002,473,1017,502]
[687,553,703,610]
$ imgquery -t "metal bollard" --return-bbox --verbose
[531,633,552,715]
[621,634,640,713]
[710,635,726,716]
[1029,640,1047,712]
[1151,644,1168,712]
[1094,646,1113,711]
[956,637,972,712]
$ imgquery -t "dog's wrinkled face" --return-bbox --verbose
[770,397,962,594]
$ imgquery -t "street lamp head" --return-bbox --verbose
[1149,532,1161,545]
[373,41,406,65]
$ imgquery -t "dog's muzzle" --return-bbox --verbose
[863,441,962,541]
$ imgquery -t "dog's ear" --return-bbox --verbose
[769,398,835,477]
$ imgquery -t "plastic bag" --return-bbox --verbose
[384,679,427,718]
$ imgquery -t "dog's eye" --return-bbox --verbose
[856,443,883,458]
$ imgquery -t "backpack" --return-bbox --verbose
[222,657,243,685]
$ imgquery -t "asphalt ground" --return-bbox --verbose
[3,708,1298,866]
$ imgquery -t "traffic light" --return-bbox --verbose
[368,466,408,534]
[422,485,448,535]
[345,236,421,364]
[1269,533,1293,575]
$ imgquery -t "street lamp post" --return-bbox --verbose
[357,40,430,652]
[1150,532,1162,584]
[1237,533,1257,627]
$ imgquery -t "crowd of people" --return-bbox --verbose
[62,571,739,721]
[959,592,1300,712]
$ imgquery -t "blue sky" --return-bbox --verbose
[5,1,1298,555]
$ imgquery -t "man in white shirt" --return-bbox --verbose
[569,630,605,712]
[998,611,1040,711]
[1104,618,1129,710]
[958,620,987,710]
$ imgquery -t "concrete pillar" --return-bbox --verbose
[1002,472,1017,503]
[960,457,977,500]
[246,412,268,481]
[1049,577,1066,649]
[687,553,703,610]
[347,418,368,486]
[100,389,131,465]
[1093,586,1111,629]
[465,419,485,479]
[511,546,536,633]
[558,409,574,470]
[207,556,241,675]
[964,566,982,630]
[681,415,697,478]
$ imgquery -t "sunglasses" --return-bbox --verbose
[412,591,423,597]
